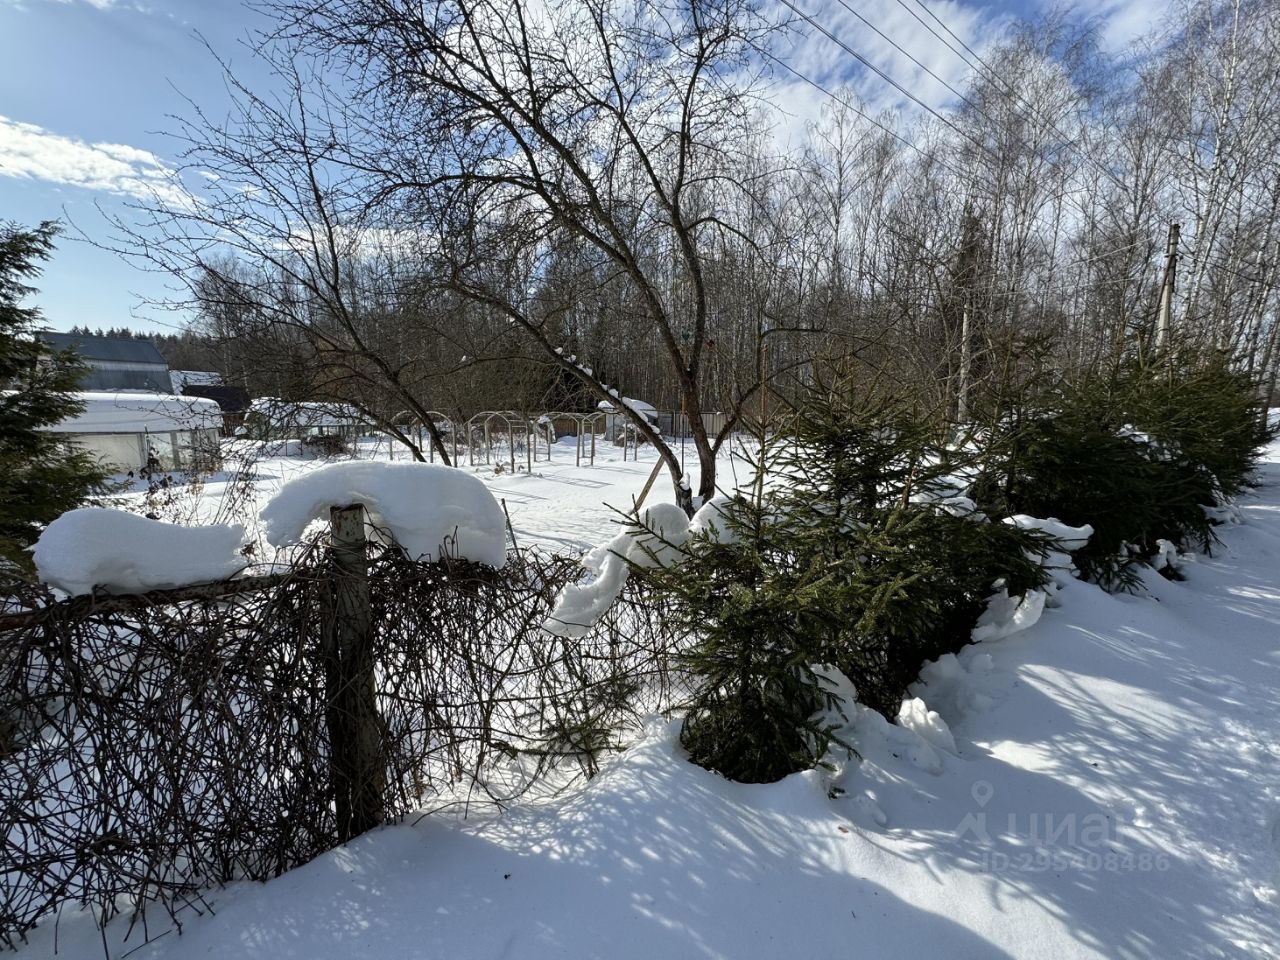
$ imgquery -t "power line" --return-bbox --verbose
[781,0,1111,209]
[765,29,1176,286]
[897,0,1140,200]
[770,46,1106,252]
[906,0,995,84]
[778,1,1109,246]
[774,0,1002,165]
[1061,236,1155,269]
[828,0,990,123]
[762,50,972,184]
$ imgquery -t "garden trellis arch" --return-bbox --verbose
[393,410,460,464]
[545,411,607,467]
[466,412,555,474]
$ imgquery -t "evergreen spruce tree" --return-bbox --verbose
[968,349,1272,591]
[636,383,1050,782]
[637,431,849,784]
[0,221,109,572]
[768,387,1050,717]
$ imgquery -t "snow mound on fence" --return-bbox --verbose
[260,461,507,567]
[32,508,248,596]
[688,494,737,545]
[544,502,691,638]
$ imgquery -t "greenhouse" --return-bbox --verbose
[237,398,368,442]
[46,392,224,473]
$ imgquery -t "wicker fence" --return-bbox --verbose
[0,509,684,948]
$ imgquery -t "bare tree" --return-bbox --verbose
[105,58,457,462]
[100,0,1280,472]
[262,0,794,511]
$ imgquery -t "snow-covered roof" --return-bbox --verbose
[597,397,657,418]
[247,398,366,428]
[43,392,224,434]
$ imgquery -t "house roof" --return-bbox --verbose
[170,370,222,391]
[181,383,250,413]
[40,332,167,366]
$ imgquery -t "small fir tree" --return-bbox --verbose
[642,488,850,783]
[636,384,1050,782]
[970,350,1271,590]
[0,221,109,571]
[768,387,1050,717]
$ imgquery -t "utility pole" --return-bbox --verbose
[957,297,972,426]
[1156,222,1181,349]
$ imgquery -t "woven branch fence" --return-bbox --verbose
[0,506,686,948]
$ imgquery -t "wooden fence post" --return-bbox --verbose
[322,504,385,841]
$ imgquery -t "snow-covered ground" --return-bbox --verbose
[19,438,1280,958]
[127,436,724,559]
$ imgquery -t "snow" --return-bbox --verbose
[1001,514,1094,589]
[971,585,1048,642]
[688,493,737,544]
[543,501,691,638]
[596,396,660,433]
[260,461,508,567]
[31,508,247,596]
[934,494,985,518]
[909,650,999,725]
[910,488,986,520]
[1206,502,1244,525]
[1153,537,1181,572]
[24,438,1280,959]
[226,437,307,459]
[597,396,657,418]
[242,398,365,432]
[896,697,958,756]
[1004,513,1093,551]
[39,391,223,434]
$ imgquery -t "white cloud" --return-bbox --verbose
[3,0,124,9]
[766,0,1009,141]
[0,115,189,206]
[0,0,124,8]
[1078,0,1172,53]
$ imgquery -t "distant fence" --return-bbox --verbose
[0,510,685,948]
[654,412,730,439]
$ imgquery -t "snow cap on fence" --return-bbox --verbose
[543,501,692,638]
[32,508,248,596]
[260,461,508,567]
[688,494,737,545]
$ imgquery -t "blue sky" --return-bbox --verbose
[0,0,275,333]
[0,0,1160,334]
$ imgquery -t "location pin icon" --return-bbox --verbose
[972,780,995,808]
